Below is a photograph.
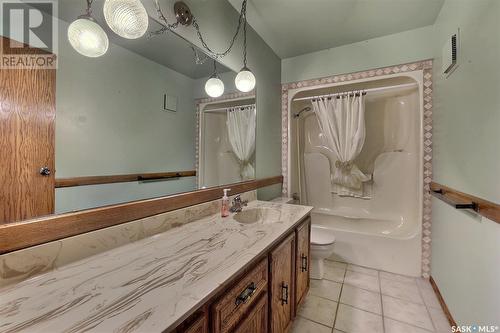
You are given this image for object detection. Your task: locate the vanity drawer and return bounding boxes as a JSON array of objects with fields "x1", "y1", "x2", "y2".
[{"x1": 211, "y1": 258, "x2": 268, "y2": 333}]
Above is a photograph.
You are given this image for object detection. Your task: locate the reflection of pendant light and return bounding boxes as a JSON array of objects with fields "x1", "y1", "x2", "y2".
[
  {"x1": 235, "y1": 10, "x2": 255, "y2": 92},
  {"x1": 68, "y1": 0, "x2": 109, "y2": 57},
  {"x1": 205, "y1": 60, "x2": 224, "y2": 98},
  {"x1": 103, "y1": 0, "x2": 149, "y2": 39}
]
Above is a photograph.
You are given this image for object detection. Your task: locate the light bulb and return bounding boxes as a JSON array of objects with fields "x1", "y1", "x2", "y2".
[
  {"x1": 103, "y1": 0, "x2": 149, "y2": 39},
  {"x1": 68, "y1": 17, "x2": 109, "y2": 57},
  {"x1": 205, "y1": 76, "x2": 225, "y2": 98},
  {"x1": 235, "y1": 67, "x2": 256, "y2": 92}
]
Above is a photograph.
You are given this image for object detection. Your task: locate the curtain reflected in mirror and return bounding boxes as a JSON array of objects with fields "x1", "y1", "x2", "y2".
[{"x1": 197, "y1": 94, "x2": 256, "y2": 188}]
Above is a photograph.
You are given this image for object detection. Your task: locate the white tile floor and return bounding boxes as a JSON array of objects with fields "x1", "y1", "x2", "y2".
[{"x1": 292, "y1": 259, "x2": 452, "y2": 333}]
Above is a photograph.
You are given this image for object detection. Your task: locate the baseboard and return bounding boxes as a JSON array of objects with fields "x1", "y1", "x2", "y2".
[{"x1": 430, "y1": 276, "x2": 458, "y2": 328}]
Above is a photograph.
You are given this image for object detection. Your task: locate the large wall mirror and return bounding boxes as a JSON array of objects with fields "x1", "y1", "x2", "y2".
[
  {"x1": 1, "y1": 1, "x2": 257, "y2": 222},
  {"x1": 54, "y1": 3, "x2": 256, "y2": 214}
]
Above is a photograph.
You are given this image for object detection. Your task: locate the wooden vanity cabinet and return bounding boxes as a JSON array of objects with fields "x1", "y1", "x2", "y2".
[
  {"x1": 174, "y1": 310, "x2": 208, "y2": 333},
  {"x1": 233, "y1": 294, "x2": 268, "y2": 333},
  {"x1": 175, "y1": 215, "x2": 310, "y2": 333},
  {"x1": 269, "y1": 234, "x2": 295, "y2": 333},
  {"x1": 211, "y1": 259, "x2": 268, "y2": 333},
  {"x1": 295, "y1": 217, "x2": 311, "y2": 309}
]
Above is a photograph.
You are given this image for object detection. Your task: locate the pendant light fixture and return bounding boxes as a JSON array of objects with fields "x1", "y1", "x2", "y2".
[
  {"x1": 68, "y1": 0, "x2": 109, "y2": 58},
  {"x1": 234, "y1": 6, "x2": 255, "y2": 93},
  {"x1": 155, "y1": 0, "x2": 257, "y2": 93},
  {"x1": 205, "y1": 61, "x2": 225, "y2": 98},
  {"x1": 103, "y1": 0, "x2": 149, "y2": 39}
]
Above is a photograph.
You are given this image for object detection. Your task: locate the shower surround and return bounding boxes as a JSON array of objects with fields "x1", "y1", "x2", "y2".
[{"x1": 281, "y1": 60, "x2": 433, "y2": 277}]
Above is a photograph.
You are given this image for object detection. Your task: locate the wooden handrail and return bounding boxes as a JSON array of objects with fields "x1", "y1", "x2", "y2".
[
  {"x1": 55, "y1": 171, "x2": 196, "y2": 188},
  {"x1": 430, "y1": 181, "x2": 500, "y2": 224},
  {"x1": 0, "y1": 176, "x2": 283, "y2": 254}
]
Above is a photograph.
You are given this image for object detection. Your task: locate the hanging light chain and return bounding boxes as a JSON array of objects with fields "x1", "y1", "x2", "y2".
[
  {"x1": 153, "y1": 0, "x2": 180, "y2": 30},
  {"x1": 242, "y1": 5, "x2": 247, "y2": 67},
  {"x1": 191, "y1": 0, "x2": 247, "y2": 59},
  {"x1": 191, "y1": 46, "x2": 210, "y2": 65},
  {"x1": 152, "y1": 0, "x2": 248, "y2": 60},
  {"x1": 85, "y1": 0, "x2": 94, "y2": 16}
]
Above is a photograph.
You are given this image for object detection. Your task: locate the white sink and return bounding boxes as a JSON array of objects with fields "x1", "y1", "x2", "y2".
[{"x1": 233, "y1": 207, "x2": 280, "y2": 224}]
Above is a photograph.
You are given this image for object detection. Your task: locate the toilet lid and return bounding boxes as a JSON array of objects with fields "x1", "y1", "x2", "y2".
[{"x1": 311, "y1": 226, "x2": 336, "y2": 245}]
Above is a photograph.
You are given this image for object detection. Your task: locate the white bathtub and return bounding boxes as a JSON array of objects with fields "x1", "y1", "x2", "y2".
[{"x1": 312, "y1": 207, "x2": 422, "y2": 277}]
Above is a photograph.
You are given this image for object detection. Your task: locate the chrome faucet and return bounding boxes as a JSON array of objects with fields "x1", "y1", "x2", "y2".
[{"x1": 230, "y1": 195, "x2": 248, "y2": 213}]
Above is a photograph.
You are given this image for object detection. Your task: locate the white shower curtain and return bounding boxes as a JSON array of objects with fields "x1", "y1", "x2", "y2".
[
  {"x1": 312, "y1": 94, "x2": 371, "y2": 196},
  {"x1": 226, "y1": 105, "x2": 256, "y2": 180}
]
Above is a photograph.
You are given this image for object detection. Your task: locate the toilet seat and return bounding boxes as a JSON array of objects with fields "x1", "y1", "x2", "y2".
[{"x1": 311, "y1": 225, "x2": 336, "y2": 246}]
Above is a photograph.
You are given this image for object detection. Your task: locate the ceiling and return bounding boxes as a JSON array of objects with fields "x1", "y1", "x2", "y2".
[
  {"x1": 229, "y1": 0, "x2": 444, "y2": 59},
  {"x1": 57, "y1": 1, "x2": 231, "y2": 79}
]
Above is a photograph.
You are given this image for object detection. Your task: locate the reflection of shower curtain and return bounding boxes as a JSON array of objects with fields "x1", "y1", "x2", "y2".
[
  {"x1": 312, "y1": 94, "x2": 371, "y2": 196},
  {"x1": 226, "y1": 105, "x2": 256, "y2": 180}
]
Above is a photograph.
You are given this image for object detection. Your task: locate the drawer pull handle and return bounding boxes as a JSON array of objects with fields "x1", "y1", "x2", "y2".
[
  {"x1": 281, "y1": 282, "x2": 289, "y2": 305},
  {"x1": 301, "y1": 254, "x2": 308, "y2": 272},
  {"x1": 235, "y1": 282, "x2": 257, "y2": 306}
]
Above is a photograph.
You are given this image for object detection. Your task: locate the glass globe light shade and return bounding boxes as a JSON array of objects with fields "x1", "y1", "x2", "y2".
[
  {"x1": 68, "y1": 17, "x2": 109, "y2": 57},
  {"x1": 235, "y1": 67, "x2": 256, "y2": 92},
  {"x1": 103, "y1": 0, "x2": 149, "y2": 39},
  {"x1": 205, "y1": 76, "x2": 225, "y2": 98}
]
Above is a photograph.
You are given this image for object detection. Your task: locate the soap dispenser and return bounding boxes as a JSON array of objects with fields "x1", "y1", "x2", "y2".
[{"x1": 221, "y1": 189, "x2": 231, "y2": 217}]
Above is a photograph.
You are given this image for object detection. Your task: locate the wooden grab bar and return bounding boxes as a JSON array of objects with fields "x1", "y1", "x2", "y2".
[
  {"x1": 430, "y1": 182, "x2": 500, "y2": 224},
  {"x1": 55, "y1": 171, "x2": 196, "y2": 188}
]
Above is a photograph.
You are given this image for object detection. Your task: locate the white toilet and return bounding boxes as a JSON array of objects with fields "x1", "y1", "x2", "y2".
[{"x1": 310, "y1": 225, "x2": 336, "y2": 280}]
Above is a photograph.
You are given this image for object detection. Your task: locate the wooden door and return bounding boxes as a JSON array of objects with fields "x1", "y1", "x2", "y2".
[
  {"x1": 233, "y1": 294, "x2": 268, "y2": 333},
  {"x1": 269, "y1": 234, "x2": 295, "y2": 333},
  {"x1": 295, "y1": 218, "x2": 311, "y2": 309},
  {"x1": 0, "y1": 37, "x2": 55, "y2": 224}
]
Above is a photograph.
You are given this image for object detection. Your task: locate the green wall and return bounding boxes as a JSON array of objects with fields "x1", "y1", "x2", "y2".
[
  {"x1": 430, "y1": 0, "x2": 500, "y2": 326},
  {"x1": 154, "y1": 0, "x2": 282, "y2": 199},
  {"x1": 281, "y1": 0, "x2": 500, "y2": 325},
  {"x1": 281, "y1": 25, "x2": 434, "y2": 83}
]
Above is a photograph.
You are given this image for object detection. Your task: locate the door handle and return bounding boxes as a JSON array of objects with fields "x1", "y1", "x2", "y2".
[
  {"x1": 39, "y1": 167, "x2": 51, "y2": 176},
  {"x1": 281, "y1": 282, "x2": 289, "y2": 305},
  {"x1": 301, "y1": 254, "x2": 308, "y2": 272},
  {"x1": 235, "y1": 282, "x2": 257, "y2": 306}
]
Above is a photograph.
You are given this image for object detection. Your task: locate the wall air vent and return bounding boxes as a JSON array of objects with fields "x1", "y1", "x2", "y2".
[{"x1": 442, "y1": 29, "x2": 460, "y2": 76}]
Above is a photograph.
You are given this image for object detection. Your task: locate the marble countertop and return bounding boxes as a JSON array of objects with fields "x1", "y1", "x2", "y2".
[{"x1": 0, "y1": 201, "x2": 312, "y2": 333}]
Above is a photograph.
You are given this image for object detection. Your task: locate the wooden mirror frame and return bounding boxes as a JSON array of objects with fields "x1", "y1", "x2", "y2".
[{"x1": 0, "y1": 176, "x2": 282, "y2": 254}]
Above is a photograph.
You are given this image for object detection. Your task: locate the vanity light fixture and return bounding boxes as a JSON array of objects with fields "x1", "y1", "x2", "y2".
[
  {"x1": 68, "y1": 0, "x2": 109, "y2": 58},
  {"x1": 103, "y1": 0, "x2": 149, "y2": 39},
  {"x1": 205, "y1": 61, "x2": 225, "y2": 98}
]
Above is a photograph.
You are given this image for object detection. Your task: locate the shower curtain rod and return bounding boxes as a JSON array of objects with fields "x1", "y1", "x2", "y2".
[
  {"x1": 292, "y1": 82, "x2": 418, "y2": 102},
  {"x1": 203, "y1": 103, "x2": 256, "y2": 113}
]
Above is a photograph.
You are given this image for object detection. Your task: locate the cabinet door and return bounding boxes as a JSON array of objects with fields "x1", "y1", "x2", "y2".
[
  {"x1": 295, "y1": 218, "x2": 311, "y2": 308},
  {"x1": 270, "y1": 234, "x2": 295, "y2": 333},
  {"x1": 181, "y1": 314, "x2": 208, "y2": 333},
  {"x1": 233, "y1": 294, "x2": 268, "y2": 333}
]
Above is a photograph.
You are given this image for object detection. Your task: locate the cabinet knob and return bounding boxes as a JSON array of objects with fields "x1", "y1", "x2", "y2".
[{"x1": 39, "y1": 167, "x2": 51, "y2": 176}]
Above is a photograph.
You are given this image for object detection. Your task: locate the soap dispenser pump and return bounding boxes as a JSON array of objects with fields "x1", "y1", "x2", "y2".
[{"x1": 221, "y1": 188, "x2": 231, "y2": 217}]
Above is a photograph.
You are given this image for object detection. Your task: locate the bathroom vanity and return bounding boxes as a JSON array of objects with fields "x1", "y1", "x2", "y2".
[{"x1": 0, "y1": 201, "x2": 312, "y2": 333}]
